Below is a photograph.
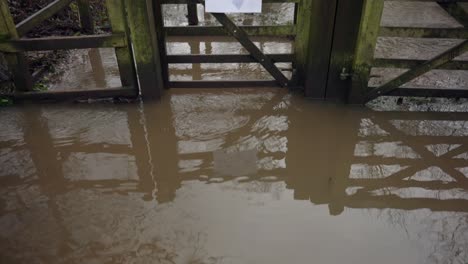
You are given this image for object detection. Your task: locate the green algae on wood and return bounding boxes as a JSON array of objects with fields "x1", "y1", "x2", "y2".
[
  {"x1": 105, "y1": 0, "x2": 138, "y2": 89},
  {"x1": 0, "y1": 0, "x2": 33, "y2": 92},
  {"x1": 124, "y1": 0, "x2": 164, "y2": 99},
  {"x1": 348, "y1": 0, "x2": 384, "y2": 104}
]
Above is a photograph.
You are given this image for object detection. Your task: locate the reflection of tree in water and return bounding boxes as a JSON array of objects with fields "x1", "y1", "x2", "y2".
[
  {"x1": 367, "y1": 208, "x2": 468, "y2": 264},
  {"x1": 352, "y1": 115, "x2": 468, "y2": 264}
]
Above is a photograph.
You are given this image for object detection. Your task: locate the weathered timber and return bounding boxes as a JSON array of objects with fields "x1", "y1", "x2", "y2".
[
  {"x1": 296, "y1": 0, "x2": 338, "y2": 98},
  {"x1": 124, "y1": 0, "x2": 164, "y2": 99},
  {"x1": 16, "y1": 0, "x2": 74, "y2": 37},
  {"x1": 164, "y1": 25, "x2": 296, "y2": 37},
  {"x1": 387, "y1": 87, "x2": 468, "y2": 98},
  {"x1": 168, "y1": 80, "x2": 279, "y2": 88},
  {"x1": 366, "y1": 40, "x2": 468, "y2": 101},
  {"x1": 379, "y1": 27, "x2": 467, "y2": 38},
  {"x1": 209, "y1": 12, "x2": 289, "y2": 87},
  {"x1": 0, "y1": 0, "x2": 33, "y2": 91},
  {"x1": 77, "y1": 0, "x2": 95, "y2": 33},
  {"x1": 167, "y1": 54, "x2": 295, "y2": 63},
  {"x1": 348, "y1": 0, "x2": 385, "y2": 104},
  {"x1": 152, "y1": 0, "x2": 170, "y2": 87},
  {"x1": 373, "y1": 58, "x2": 468, "y2": 70},
  {"x1": 0, "y1": 34, "x2": 126, "y2": 52},
  {"x1": 106, "y1": 0, "x2": 138, "y2": 89},
  {"x1": 325, "y1": 0, "x2": 365, "y2": 101}
]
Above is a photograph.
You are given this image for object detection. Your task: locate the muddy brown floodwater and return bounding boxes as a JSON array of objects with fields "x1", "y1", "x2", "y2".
[
  {"x1": 1, "y1": 89, "x2": 468, "y2": 264},
  {"x1": 1, "y1": 1, "x2": 468, "y2": 263}
]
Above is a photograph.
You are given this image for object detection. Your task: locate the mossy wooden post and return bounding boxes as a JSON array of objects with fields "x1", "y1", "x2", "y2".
[
  {"x1": 152, "y1": 0, "x2": 169, "y2": 87},
  {"x1": 295, "y1": 0, "x2": 338, "y2": 98},
  {"x1": 106, "y1": 0, "x2": 138, "y2": 89},
  {"x1": 348, "y1": 0, "x2": 384, "y2": 104},
  {"x1": 124, "y1": 0, "x2": 164, "y2": 99},
  {"x1": 325, "y1": 0, "x2": 365, "y2": 101},
  {"x1": 77, "y1": 0, "x2": 94, "y2": 33},
  {"x1": 0, "y1": 0, "x2": 33, "y2": 91}
]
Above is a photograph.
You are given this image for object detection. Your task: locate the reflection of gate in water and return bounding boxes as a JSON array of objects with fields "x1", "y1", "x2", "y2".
[{"x1": 3, "y1": 92, "x2": 467, "y2": 213}]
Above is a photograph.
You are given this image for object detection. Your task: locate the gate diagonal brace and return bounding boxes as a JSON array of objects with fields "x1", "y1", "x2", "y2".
[
  {"x1": 199, "y1": 1, "x2": 289, "y2": 87},
  {"x1": 365, "y1": 39, "x2": 468, "y2": 102}
]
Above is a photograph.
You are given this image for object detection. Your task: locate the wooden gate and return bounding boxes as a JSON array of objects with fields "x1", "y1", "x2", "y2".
[
  {"x1": 155, "y1": 0, "x2": 300, "y2": 89},
  {"x1": 0, "y1": 0, "x2": 164, "y2": 100},
  {"x1": 348, "y1": 0, "x2": 468, "y2": 104},
  {"x1": 152, "y1": 0, "x2": 392, "y2": 102}
]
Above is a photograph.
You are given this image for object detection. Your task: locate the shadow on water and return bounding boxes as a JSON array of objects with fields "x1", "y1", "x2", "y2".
[{"x1": 1, "y1": 89, "x2": 468, "y2": 263}]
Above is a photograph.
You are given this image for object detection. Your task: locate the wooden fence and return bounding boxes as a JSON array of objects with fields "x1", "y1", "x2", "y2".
[
  {"x1": 0, "y1": 0, "x2": 164, "y2": 100},
  {"x1": 1, "y1": 0, "x2": 467, "y2": 103}
]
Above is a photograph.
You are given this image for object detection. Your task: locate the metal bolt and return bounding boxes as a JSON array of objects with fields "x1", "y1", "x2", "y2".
[{"x1": 340, "y1": 67, "x2": 352, "y2": 81}]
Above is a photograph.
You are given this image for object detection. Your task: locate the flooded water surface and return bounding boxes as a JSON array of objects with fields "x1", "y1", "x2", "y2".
[
  {"x1": 1, "y1": 1, "x2": 468, "y2": 263},
  {"x1": 1, "y1": 89, "x2": 468, "y2": 264}
]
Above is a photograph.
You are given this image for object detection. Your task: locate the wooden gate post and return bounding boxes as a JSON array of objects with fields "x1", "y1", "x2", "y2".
[
  {"x1": 124, "y1": 0, "x2": 164, "y2": 99},
  {"x1": 0, "y1": 0, "x2": 33, "y2": 92},
  {"x1": 77, "y1": 0, "x2": 95, "y2": 33},
  {"x1": 295, "y1": 0, "x2": 338, "y2": 98},
  {"x1": 105, "y1": 0, "x2": 138, "y2": 89},
  {"x1": 348, "y1": 0, "x2": 384, "y2": 104},
  {"x1": 324, "y1": 0, "x2": 365, "y2": 101}
]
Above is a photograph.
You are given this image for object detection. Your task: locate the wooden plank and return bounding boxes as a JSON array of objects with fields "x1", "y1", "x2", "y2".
[
  {"x1": 165, "y1": 25, "x2": 296, "y2": 36},
  {"x1": 209, "y1": 12, "x2": 289, "y2": 87},
  {"x1": 325, "y1": 0, "x2": 365, "y2": 101},
  {"x1": 366, "y1": 40, "x2": 468, "y2": 101},
  {"x1": 348, "y1": 0, "x2": 385, "y2": 104},
  {"x1": 167, "y1": 54, "x2": 295, "y2": 63},
  {"x1": 125, "y1": 0, "x2": 164, "y2": 99},
  {"x1": 296, "y1": 0, "x2": 338, "y2": 98},
  {"x1": 387, "y1": 87, "x2": 468, "y2": 98},
  {"x1": 166, "y1": 35, "x2": 292, "y2": 43},
  {"x1": 77, "y1": 0, "x2": 95, "y2": 33},
  {"x1": 379, "y1": 27, "x2": 467, "y2": 38},
  {"x1": 106, "y1": 0, "x2": 138, "y2": 89},
  {"x1": 373, "y1": 58, "x2": 467, "y2": 70},
  {"x1": 0, "y1": 0, "x2": 33, "y2": 91},
  {"x1": 15, "y1": 0, "x2": 73, "y2": 37},
  {"x1": 168, "y1": 80, "x2": 279, "y2": 88},
  {"x1": 0, "y1": 34, "x2": 127, "y2": 52}
]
